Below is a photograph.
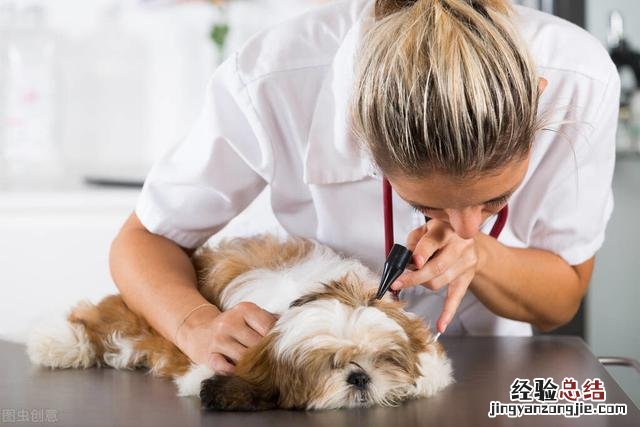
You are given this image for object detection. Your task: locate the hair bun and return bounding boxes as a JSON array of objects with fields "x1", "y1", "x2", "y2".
[
  {"x1": 374, "y1": 0, "x2": 510, "y2": 20},
  {"x1": 355, "y1": 0, "x2": 539, "y2": 179},
  {"x1": 374, "y1": 0, "x2": 418, "y2": 20}
]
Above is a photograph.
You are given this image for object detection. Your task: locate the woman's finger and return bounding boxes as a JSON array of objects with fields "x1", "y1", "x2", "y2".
[
  {"x1": 406, "y1": 224, "x2": 428, "y2": 251},
  {"x1": 411, "y1": 234, "x2": 441, "y2": 270},
  {"x1": 393, "y1": 241, "x2": 458, "y2": 290},
  {"x1": 437, "y1": 274, "x2": 473, "y2": 334},
  {"x1": 207, "y1": 352, "x2": 235, "y2": 374},
  {"x1": 422, "y1": 256, "x2": 469, "y2": 291},
  {"x1": 242, "y1": 304, "x2": 278, "y2": 337},
  {"x1": 232, "y1": 324, "x2": 264, "y2": 348},
  {"x1": 216, "y1": 336, "x2": 247, "y2": 363}
]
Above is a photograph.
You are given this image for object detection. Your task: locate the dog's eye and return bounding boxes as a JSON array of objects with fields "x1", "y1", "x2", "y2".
[
  {"x1": 329, "y1": 354, "x2": 344, "y2": 370},
  {"x1": 375, "y1": 352, "x2": 405, "y2": 369}
]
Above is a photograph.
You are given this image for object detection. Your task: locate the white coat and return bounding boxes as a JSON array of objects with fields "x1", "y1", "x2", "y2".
[{"x1": 136, "y1": 0, "x2": 620, "y2": 336}]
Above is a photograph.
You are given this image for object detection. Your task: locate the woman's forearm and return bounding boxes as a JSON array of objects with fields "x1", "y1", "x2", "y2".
[
  {"x1": 470, "y1": 233, "x2": 592, "y2": 331},
  {"x1": 108, "y1": 213, "x2": 219, "y2": 344}
]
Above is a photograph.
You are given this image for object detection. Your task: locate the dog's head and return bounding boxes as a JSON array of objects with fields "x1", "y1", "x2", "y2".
[{"x1": 200, "y1": 272, "x2": 453, "y2": 410}]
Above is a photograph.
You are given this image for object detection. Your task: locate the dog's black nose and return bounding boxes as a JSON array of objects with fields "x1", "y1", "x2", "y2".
[{"x1": 347, "y1": 371, "x2": 370, "y2": 389}]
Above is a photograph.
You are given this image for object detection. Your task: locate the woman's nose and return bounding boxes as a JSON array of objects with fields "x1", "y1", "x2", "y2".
[{"x1": 445, "y1": 207, "x2": 484, "y2": 239}]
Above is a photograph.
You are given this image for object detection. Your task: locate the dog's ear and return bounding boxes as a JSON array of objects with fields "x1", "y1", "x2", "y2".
[
  {"x1": 413, "y1": 345, "x2": 454, "y2": 398},
  {"x1": 200, "y1": 375, "x2": 278, "y2": 411}
]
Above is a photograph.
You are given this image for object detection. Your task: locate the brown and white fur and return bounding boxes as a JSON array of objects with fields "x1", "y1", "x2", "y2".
[{"x1": 27, "y1": 234, "x2": 453, "y2": 410}]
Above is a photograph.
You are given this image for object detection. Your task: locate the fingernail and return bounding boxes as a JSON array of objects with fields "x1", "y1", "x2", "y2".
[
  {"x1": 414, "y1": 256, "x2": 425, "y2": 268},
  {"x1": 441, "y1": 323, "x2": 448, "y2": 334}
]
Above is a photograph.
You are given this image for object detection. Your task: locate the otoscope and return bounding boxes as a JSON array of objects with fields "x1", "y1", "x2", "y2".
[
  {"x1": 375, "y1": 243, "x2": 413, "y2": 300},
  {"x1": 374, "y1": 242, "x2": 442, "y2": 342}
]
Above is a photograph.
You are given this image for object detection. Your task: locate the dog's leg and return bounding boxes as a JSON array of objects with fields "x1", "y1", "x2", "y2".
[
  {"x1": 173, "y1": 364, "x2": 216, "y2": 397},
  {"x1": 27, "y1": 295, "x2": 191, "y2": 380}
]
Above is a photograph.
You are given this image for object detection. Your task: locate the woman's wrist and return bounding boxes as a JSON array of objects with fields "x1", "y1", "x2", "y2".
[
  {"x1": 174, "y1": 303, "x2": 220, "y2": 351},
  {"x1": 473, "y1": 233, "x2": 496, "y2": 279},
  {"x1": 470, "y1": 233, "x2": 511, "y2": 297}
]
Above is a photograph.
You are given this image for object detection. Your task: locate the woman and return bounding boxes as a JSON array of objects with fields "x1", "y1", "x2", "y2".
[{"x1": 110, "y1": 0, "x2": 619, "y2": 373}]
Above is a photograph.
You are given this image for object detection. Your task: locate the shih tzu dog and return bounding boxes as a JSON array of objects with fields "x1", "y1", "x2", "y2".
[{"x1": 27, "y1": 234, "x2": 453, "y2": 410}]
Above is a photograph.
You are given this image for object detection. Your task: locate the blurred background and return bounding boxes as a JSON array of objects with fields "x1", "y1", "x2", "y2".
[{"x1": 0, "y1": 0, "x2": 638, "y2": 405}]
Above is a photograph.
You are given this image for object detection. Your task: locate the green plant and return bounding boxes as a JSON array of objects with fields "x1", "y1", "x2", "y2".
[
  {"x1": 206, "y1": 0, "x2": 232, "y2": 54},
  {"x1": 210, "y1": 22, "x2": 229, "y2": 52}
]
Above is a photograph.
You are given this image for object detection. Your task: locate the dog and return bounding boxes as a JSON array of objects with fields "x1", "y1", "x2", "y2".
[{"x1": 27, "y1": 234, "x2": 453, "y2": 410}]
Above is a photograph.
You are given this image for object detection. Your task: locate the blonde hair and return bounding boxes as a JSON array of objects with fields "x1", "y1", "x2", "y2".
[{"x1": 351, "y1": 0, "x2": 544, "y2": 179}]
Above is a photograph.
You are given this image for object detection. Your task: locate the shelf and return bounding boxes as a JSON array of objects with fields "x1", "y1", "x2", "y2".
[{"x1": 0, "y1": 181, "x2": 140, "y2": 216}]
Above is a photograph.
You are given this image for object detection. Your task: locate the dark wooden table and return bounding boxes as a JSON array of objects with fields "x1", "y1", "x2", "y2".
[{"x1": 1, "y1": 337, "x2": 638, "y2": 426}]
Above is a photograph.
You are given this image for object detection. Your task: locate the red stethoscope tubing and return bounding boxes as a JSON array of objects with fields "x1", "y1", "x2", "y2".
[{"x1": 383, "y1": 178, "x2": 508, "y2": 257}]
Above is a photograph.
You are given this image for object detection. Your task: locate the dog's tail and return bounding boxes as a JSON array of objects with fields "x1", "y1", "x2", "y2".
[{"x1": 26, "y1": 295, "x2": 191, "y2": 379}]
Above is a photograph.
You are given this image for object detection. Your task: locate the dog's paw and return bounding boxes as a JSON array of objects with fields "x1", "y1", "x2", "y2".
[
  {"x1": 200, "y1": 375, "x2": 278, "y2": 411},
  {"x1": 174, "y1": 364, "x2": 215, "y2": 397}
]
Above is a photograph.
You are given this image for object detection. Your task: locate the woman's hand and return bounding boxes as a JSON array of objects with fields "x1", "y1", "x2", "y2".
[
  {"x1": 390, "y1": 219, "x2": 485, "y2": 334},
  {"x1": 175, "y1": 301, "x2": 278, "y2": 374}
]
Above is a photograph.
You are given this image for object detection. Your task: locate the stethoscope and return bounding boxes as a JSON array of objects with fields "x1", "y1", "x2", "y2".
[{"x1": 382, "y1": 177, "x2": 508, "y2": 298}]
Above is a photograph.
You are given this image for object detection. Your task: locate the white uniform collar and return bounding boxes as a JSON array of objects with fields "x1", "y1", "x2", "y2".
[{"x1": 303, "y1": 1, "x2": 379, "y2": 185}]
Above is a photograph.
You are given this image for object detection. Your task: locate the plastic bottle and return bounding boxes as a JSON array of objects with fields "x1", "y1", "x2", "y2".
[
  {"x1": 58, "y1": 0, "x2": 150, "y2": 183},
  {"x1": 1, "y1": 1, "x2": 63, "y2": 187}
]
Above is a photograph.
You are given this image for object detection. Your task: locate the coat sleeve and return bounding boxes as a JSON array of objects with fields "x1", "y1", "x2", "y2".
[{"x1": 135, "y1": 52, "x2": 274, "y2": 249}]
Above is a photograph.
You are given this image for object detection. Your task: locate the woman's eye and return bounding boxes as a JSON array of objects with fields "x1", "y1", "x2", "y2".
[
  {"x1": 485, "y1": 199, "x2": 508, "y2": 210},
  {"x1": 411, "y1": 206, "x2": 433, "y2": 214}
]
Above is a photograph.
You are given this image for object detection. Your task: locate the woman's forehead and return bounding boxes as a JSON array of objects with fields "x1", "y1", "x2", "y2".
[{"x1": 387, "y1": 158, "x2": 530, "y2": 210}]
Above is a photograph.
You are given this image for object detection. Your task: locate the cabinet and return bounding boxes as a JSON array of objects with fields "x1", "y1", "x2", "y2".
[{"x1": 0, "y1": 186, "x2": 138, "y2": 342}]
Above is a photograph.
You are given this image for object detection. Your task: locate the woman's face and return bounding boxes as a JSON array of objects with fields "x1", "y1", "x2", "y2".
[{"x1": 387, "y1": 157, "x2": 530, "y2": 240}]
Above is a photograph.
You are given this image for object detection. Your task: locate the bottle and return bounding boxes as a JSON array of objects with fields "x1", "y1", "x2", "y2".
[
  {"x1": 0, "y1": 0, "x2": 16, "y2": 182},
  {"x1": 59, "y1": 0, "x2": 150, "y2": 183},
  {"x1": 1, "y1": 1, "x2": 63, "y2": 187}
]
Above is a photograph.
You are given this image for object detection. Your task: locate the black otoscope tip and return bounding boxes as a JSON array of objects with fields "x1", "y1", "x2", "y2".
[{"x1": 375, "y1": 244, "x2": 413, "y2": 299}]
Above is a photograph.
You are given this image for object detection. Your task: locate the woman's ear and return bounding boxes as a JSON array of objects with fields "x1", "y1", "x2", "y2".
[{"x1": 538, "y1": 77, "x2": 549, "y2": 95}]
